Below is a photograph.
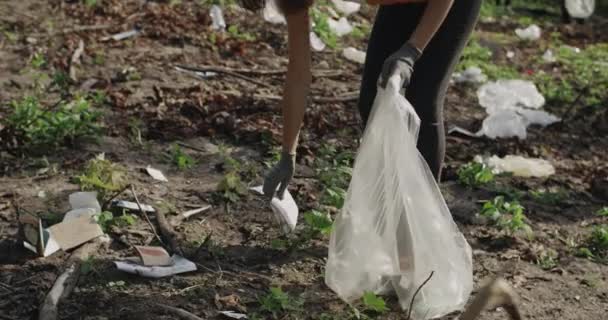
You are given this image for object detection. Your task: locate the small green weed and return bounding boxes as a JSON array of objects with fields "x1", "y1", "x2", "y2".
[
  {"x1": 457, "y1": 39, "x2": 518, "y2": 80},
  {"x1": 166, "y1": 144, "x2": 197, "y2": 170},
  {"x1": 316, "y1": 145, "x2": 353, "y2": 209},
  {"x1": 479, "y1": 196, "x2": 532, "y2": 235},
  {"x1": 95, "y1": 211, "x2": 137, "y2": 232},
  {"x1": 536, "y1": 248, "x2": 558, "y2": 270},
  {"x1": 596, "y1": 207, "x2": 608, "y2": 217},
  {"x1": 84, "y1": 0, "x2": 99, "y2": 8},
  {"x1": 304, "y1": 210, "x2": 333, "y2": 236},
  {"x1": 586, "y1": 225, "x2": 608, "y2": 258},
  {"x1": 216, "y1": 148, "x2": 248, "y2": 203},
  {"x1": 227, "y1": 25, "x2": 256, "y2": 41},
  {"x1": 457, "y1": 162, "x2": 494, "y2": 187},
  {"x1": 75, "y1": 155, "x2": 129, "y2": 201},
  {"x1": 362, "y1": 291, "x2": 388, "y2": 314},
  {"x1": 530, "y1": 189, "x2": 567, "y2": 206},
  {"x1": 31, "y1": 52, "x2": 47, "y2": 69},
  {"x1": 311, "y1": 7, "x2": 338, "y2": 49},
  {"x1": 2, "y1": 96, "x2": 102, "y2": 154},
  {"x1": 259, "y1": 287, "x2": 303, "y2": 318}
]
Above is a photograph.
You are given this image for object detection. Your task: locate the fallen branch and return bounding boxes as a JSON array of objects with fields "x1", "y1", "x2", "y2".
[
  {"x1": 459, "y1": 278, "x2": 523, "y2": 320},
  {"x1": 39, "y1": 238, "x2": 106, "y2": 320},
  {"x1": 170, "y1": 205, "x2": 211, "y2": 226},
  {"x1": 130, "y1": 185, "x2": 166, "y2": 248},
  {"x1": 406, "y1": 271, "x2": 434, "y2": 320},
  {"x1": 155, "y1": 303, "x2": 205, "y2": 320},
  {"x1": 155, "y1": 207, "x2": 184, "y2": 256},
  {"x1": 59, "y1": 24, "x2": 113, "y2": 35}
]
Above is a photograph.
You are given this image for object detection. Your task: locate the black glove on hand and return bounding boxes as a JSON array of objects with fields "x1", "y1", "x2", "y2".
[{"x1": 379, "y1": 42, "x2": 422, "y2": 90}]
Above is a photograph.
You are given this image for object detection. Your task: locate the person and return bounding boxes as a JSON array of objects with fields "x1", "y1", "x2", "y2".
[{"x1": 240, "y1": 0, "x2": 482, "y2": 199}]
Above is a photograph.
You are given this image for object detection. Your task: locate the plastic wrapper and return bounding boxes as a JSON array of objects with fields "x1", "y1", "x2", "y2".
[
  {"x1": 515, "y1": 24, "x2": 541, "y2": 41},
  {"x1": 325, "y1": 77, "x2": 473, "y2": 319},
  {"x1": 342, "y1": 47, "x2": 366, "y2": 64},
  {"x1": 565, "y1": 0, "x2": 595, "y2": 19}
]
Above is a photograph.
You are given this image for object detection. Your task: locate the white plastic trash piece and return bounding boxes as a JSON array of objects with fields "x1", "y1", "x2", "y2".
[
  {"x1": 113, "y1": 200, "x2": 155, "y2": 212},
  {"x1": 331, "y1": 0, "x2": 361, "y2": 15},
  {"x1": 328, "y1": 17, "x2": 354, "y2": 37},
  {"x1": 325, "y1": 76, "x2": 473, "y2": 319},
  {"x1": 453, "y1": 66, "x2": 487, "y2": 84},
  {"x1": 563, "y1": 45, "x2": 581, "y2": 53},
  {"x1": 101, "y1": 29, "x2": 140, "y2": 41},
  {"x1": 263, "y1": 0, "x2": 286, "y2": 24},
  {"x1": 542, "y1": 49, "x2": 556, "y2": 63},
  {"x1": 310, "y1": 32, "x2": 326, "y2": 52},
  {"x1": 477, "y1": 80, "x2": 545, "y2": 112},
  {"x1": 250, "y1": 186, "x2": 299, "y2": 234},
  {"x1": 210, "y1": 5, "x2": 226, "y2": 31},
  {"x1": 63, "y1": 192, "x2": 101, "y2": 221},
  {"x1": 115, "y1": 255, "x2": 197, "y2": 278},
  {"x1": 219, "y1": 311, "x2": 248, "y2": 319},
  {"x1": 146, "y1": 165, "x2": 168, "y2": 182},
  {"x1": 506, "y1": 51, "x2": 515, "y2": 59},
  {"x1": 477, "y1": 155, "x2": 556, "y2": 178},
  {"x1": 342, "y1": 47, "x2": 366, "y2": 64},
  {"x1": 478, "y1": 110, "x2": 528, "y2": 139},
  {"x1": 515, "y1": 24, "x2": 541, "y2": 41},
  {"x1": 565, "y1": 0, "x2": 595, "y2": 19}
]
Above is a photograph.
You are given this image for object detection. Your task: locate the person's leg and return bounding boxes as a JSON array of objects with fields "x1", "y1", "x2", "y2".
[
  {"x1": 357, "y1": 4, "x2": 426, "y2": 126},
  {"x1": 406, "y1": 0, "x2": 482, "y2": 180}
]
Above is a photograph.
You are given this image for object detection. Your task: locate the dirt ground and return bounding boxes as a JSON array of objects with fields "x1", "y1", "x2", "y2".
[{"x1": 1, "y1": 1, "x2": 607, "y2": 319}]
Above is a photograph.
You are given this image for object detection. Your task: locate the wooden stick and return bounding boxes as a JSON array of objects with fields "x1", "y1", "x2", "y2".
[
  {"x1": 129, "y1": 185, "x2": 166, "y2": 248},
  {"x1": 69, "y1": 39, "x2": 85, "y2": 82},
  {"x1": 459, "y1": 278, "x2": 523, "y2": 320},
  {"x1": 155, "y1": 208, "x2": 184, "y2": 256},
  {"x1": 218, "y1": 90, "x2": 358, "y2": 103},
  {"x1": 175, "y1": 65, "x2": 273, "y2": 89},
  {"x1": 155, "y1": 304, "x2": 205, "y2": 320},
  {"x1": 406, "y1": 271, "x2": 434, "y2": 320},
  {"x1": 174, "y1": 64, "x2": 346, "y2": 78},
  {"x1": 39, "y1": 239, "x2": 105, "y2": 320},
  {"x1": 170, "y1": 205, "x2": 211, "y2": 226}
]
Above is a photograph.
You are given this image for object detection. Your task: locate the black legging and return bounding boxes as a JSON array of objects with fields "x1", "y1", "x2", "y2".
[{"x1": 357, "y1": 0, "x2": 482, "y2": 180}]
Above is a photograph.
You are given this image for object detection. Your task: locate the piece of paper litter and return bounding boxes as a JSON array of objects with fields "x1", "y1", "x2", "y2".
[
  {"x1": 250, "y1": 186, "x2": 298, "y2": 234},
  {"x1": 113, "y1": 200, "x2": 155, "y2": 212},
  {"x1": 146, "y1": 166, "x2": 168, "y2": 182},
  {"x1": 48, "y1": 214, "x2": 104, "y2": 251},
  {"x1": 114, "y1": 255, "x2": 196, "y2": 278}
]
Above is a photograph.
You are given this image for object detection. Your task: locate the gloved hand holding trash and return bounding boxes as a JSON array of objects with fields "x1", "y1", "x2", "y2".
[{"x1": 325, "y1": 75, "x2": 473, "y2": 319}]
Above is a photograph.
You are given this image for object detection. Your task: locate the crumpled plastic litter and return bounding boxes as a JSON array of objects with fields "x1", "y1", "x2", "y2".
[
  {"x1": 453, "y1": 66, "x2": 487, "y2": 84},
  {"x1": 476, "y1": 80, "x2": 560, "y2": 139},
  {"x1": 210, "y1": 5, "x2": 226, "y2": 31},
  {"x1": 325, "y1": 76, "x2": 473, "y2": 319},
  {"x1": 115, "y1": 255, "x2": 197, "y2": 278},
  {"x1": 250, "y1": 186, "x2": 299, "y2": 234},
  {"x1": 63, "y1": 192, "x2": 101, "y2": 221},
  {"x1": 475, "y1": 155, "x2": 555, "y2": 178},
  {"x1": 565, "y1": 0, "x2": 595, "y2": 19},
  {"x1": 310, "y1": 32, "x2": 326, "y2": 52},
  {"x1": 263, "y1": 0, "x2": 286, "y2": 24},
  {"x1": 342, "y1": 47, "x2": 366, "y2": 64},
  {"x1": 542, "y1": 49, "x2": 557, "y2": 63},
  {"x1": 328, "y1": 17, "x2": 354, "y2": 37},
  {"x1": 515, "y1": 24, "x2": 541, "y2": 41},
  {"x1": 331, "y1": 0, "x2": 361, "y2": 15}
]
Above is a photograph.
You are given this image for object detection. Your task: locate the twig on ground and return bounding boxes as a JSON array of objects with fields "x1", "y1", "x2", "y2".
[
  {"x1": 102, "y1": 184, "x2": 132, "y2": 211},
  {"x1": 175, "y1": 65, "x2": 273, "y2": 89},
  {"x1": 174, "y1": 64, "x2": 346, "y2": 78},
  {"x1": 170, "y1": 205, "x2": 211, "y2": 226},
  {"x1": 59, "y1": 24, "x2": 113, "y2": 34},
  {"x1": 39, "y1": 239, "x2": 106, "y2": 320},
  {"x1": 155, "y1": 303, "x2": 205, "y2": 320},
  {"x1": 130, "y1": 185, "x2": 166, "y2": 248},
  {"x1": 155, "y1": 207, "x2": 184, "y2": 256},
  {"x1": 0, "y1": 282, "x2": 14, "y2": 292},
  {"x1": 218, "y1": 90, "x2": 358, "y2": 103},
  {"x1": 175, "y1": 142, "x2": 207, "y2": 154},
  {"x1": 406, "y1": 271, "x2": 435, "y2": 320},
  {"x1": 69, "y1": 40, "x2": 85, "y2": 82}
]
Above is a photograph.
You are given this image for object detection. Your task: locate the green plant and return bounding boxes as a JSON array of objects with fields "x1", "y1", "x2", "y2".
[
  {"x1": 587, "y1": 225, "x2": 608, "y2": 256},
  {"x1": 75, "y1": 155, "x2": 129, "y2": 201},
  {"x1": 536, "y1": 248, "x2": 558, "y2": 270},
  {"x1": 457, "y1": 162, "x2": 494, "y2": 187},
  {"x1": 316, "y1": 145, "x2": 353, "y2": 209},
  {"x1": 217, "y1": 171, "x2": 247, "y2": 202},
  {"x1": 362, "y1": 292, "x2": 388, "y2": 313},
  {"x1": 576, "y1": 247, "x2": 594, "y2": 259},
  {"x1": 596, "y1": 207, "x2": 608, "y2": 217},
  {"x1": 95, "y1": 211, "x2": 136, "y2": 232},
  {"x1": 166, "y1": 144, "x2": 197, "y2": 170},
  {"x1": 581, "y1": 273, "x2": 601, "y2": 288},
  {"x1": 304, "y1": 210, "x2": 333, "y2": 236},
  {"x1": 227, "y1": 25, "x2": 256, "y2": 41},
  {"x1": 84, "y1": 0, "x2": 98, "y2": 8},
  {"x1": 52, "y1": 71, "x2": 70, "y2": 91},
  {"x1": 90, "y1": 90, "x2": 108, "y2": 106},
  {"x1": 31, "y1": 52, "x2": 47, "y2": 69},
  {"x1": 479, "y1": 196, "x2": 531, "y2": 234},
  {"x1": 2, "y1": 96, "x2": 102, "y2": 154},
  {"x1": 530, "y1": 189, "x2": 567, "y2": 206},
  {"x1": 259, "y1": 287, "x2": 303, "y2": 318},
  {"x1": 311, "y1": 7, "x2": 338, "y2": 49}
]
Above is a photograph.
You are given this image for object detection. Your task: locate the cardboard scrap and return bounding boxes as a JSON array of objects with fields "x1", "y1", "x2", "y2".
[
  {"x1": 134, "y1": 246, "x2": 172, "y2": 266},
  {"x1": 114, "y1": 255, "x2": 196, "y2": 278},
  {"x1": 48, "y1": 215, "x2": 104, "y2": 251}
]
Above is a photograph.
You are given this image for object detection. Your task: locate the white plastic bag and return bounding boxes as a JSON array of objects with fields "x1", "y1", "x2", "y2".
[{"x1": 325, "y1": 77, "x2": 473, "y2": 319}]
